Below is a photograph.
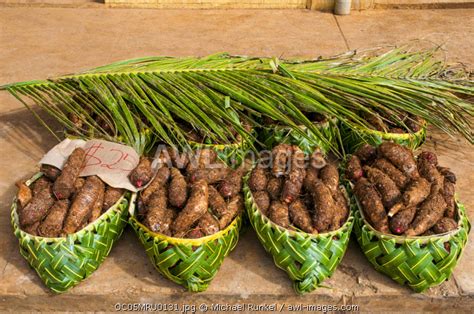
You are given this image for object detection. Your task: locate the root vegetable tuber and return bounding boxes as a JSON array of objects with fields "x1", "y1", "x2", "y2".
[
  {"x1": 16, "y1": 181, "x2": 32, "y2": 209},
  {"x1": 319, "y1": 163, "x2": 339, "y2": 195},
  {"x1": 19, "y1": 182, "x2": 55, "y2": 227},
  {"x1": 103, "y1": 187, "x2": 124, "y2": 210},
  {"x1": 89, "y1": 179, "x2": 105, "y2": 223},
  {"x1": 389, "y1": 206, "x2": 416, "y2": 235},
  {"x1": 372, "y1": 158, "x2": 408, "y2": 189},
  {"x1": 198, "y1": 212, "x2": 220, "y2": 236},
  {"x1": 219, "y1": 194, "x2": 243, "y2": 229},
  {"x1": 140, "y1": 166, "x2": 170, "y2": 204},
  {"x1": 354, "y1": 144, "x2": 377, "y2": 164},
  {"x1": 364, "y1": 166, "x2": 401, "y2": 209},
  {"x1": 169, "y1": 168, "x2": 188, "y2": 208},
  {"x1": 354, "y1": 178, "x2": 389, "y2": 233},
  {"x1": 63, "y1": 176, "x2": 103, "y2": 234},
  {"x1": 418, "y1": 157, "x2": 444, "y2": 194},
  {"x1": 311, "y1": 181, "x2": 337, "y2": 233},
  {"x1": 405, "y1": 193, "x2": 447, "y2": 236},
  {"x1": 166, "y1": 147, "x2": 189, "y2": 169},
  {"x1": 269, "y1": 200, "x2": 290, "y2": 228},
  {"x1": 190, "y1": 166, "x2": 230, "y2": 184},
  {"x1": 332, "y1": 188, "x2": 349, "y2": 230},
  {"x1": 432, "y1": 217, "x2": 458, "y2": 234},
  {"x1": 388, "y1": 177, "x2": 431, "y2": 217},
  {"x1": 129, "y1": 157, "x2": 153, "y2": 188},
  {"x1": 271, "y1": 144, "x2": 292, "y2": 177},
  {"x1": 53, "y1": 148, "x2": 85, "y2": 199},
  {"x1": 442, "y1": 178, "x2": 456, "y2": 219},
  {"x1": 267, "y1": 177, "x2": 283, "y2": 200},
  {"x1": 289, "y1": 199, "x2": 313, "y2": 233},
  {"x1": 172, "y1": 180, "x2": 209, "y2": 234},
  {"x1": 208, "y1": 185, "x2": 227, "y2": 217},
  {"x1": 438, "y1": 166, "x2": 456, "y2": 184},
  {"x1": 219, "y1": 164, "x2": 248, "y2": 198},
  {"x1": 281, "y1": 146, "x2": 306, "y2": 203},
  {"x1": 248, "y1": 166, "x2": 269, "y2": 192},
  {"x1": 38, "y1": 199, "x2": 70, "y2": 237},
  {"x1": 144, "y1": 185, "x2": 174, "y2": 235},
  {"x1": 346, "y1": 155, "x2": 363, "y2": 182},
  {"x1": 32, "y1": 177, "x2": 51, "y2": 196},
  {"x1": 23, "y1": 221, "x2": 40, "y2": 236},
  {"x1": 40, "y1": 164, "x2": 61, "y2": 181},
  {"x1": 378, "y1": 142, "x2": 418, "y2": 179},
  {"x1": 73, "y1": 177, "x2": 86, "y2": 198},
  {"x1": 253, "y1": 191, "x2": 271, "y2": 216}
]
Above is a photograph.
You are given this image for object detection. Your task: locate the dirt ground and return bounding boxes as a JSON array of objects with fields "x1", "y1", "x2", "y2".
[{"x1": 0, "y1": 7, "x2": 473, "y2": 312}]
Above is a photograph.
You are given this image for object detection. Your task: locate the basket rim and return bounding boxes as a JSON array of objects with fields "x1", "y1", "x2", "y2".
[
  {"x1": 350, "y1": 121, "x2": 426, "y2": 139},
  {"x1": 244, "y1": 172, "x2": 354, "y2": 239},
  {"x1": 262, "y1": 117, "x2": 339, "y2": 131},
  {"x1": 11, "y1": 172, "x2": 129, "y2": 243},
  {"x1": 353, "y1": 189, "x2": 467, "y2": 244},
  {"x1": 129, "y1": 193, "x2": 242, "y2": 246}
]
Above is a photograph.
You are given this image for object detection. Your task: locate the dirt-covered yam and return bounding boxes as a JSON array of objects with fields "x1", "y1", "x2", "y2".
[
  {"x1": 53, "y1": 147, "x2": 86, "y2": 199},
  {"x1": 354, "y1": 178, "x2": 389, "y2": 233},
  {"x1": 432, "y1": 217, "x2": 458, "y2": 234},
  {"x1": 388, "y1": 177, "x2": 431, "y2": 217},
  {"x1": 438, "y1": 166, "x2": 456, "y2": 184},
  {"x1": 198, "y1": 212, "x2": 220, "y2": 236},
  {"x1": 208, "y1": 185, "x2": 227, "y2": 218},
  {"x1": 23, "y1": 221, "x2": 40, "y2": 236},
  {"x1": 172, "y1": 180, "x2": 209, "y2": 234},
  {"x1": 103, "y1": 187, "x2": 124, "y2": 210},
  {"x1": 219, "y1": 164, "x2": 248, "y2": 198},
  {"x1": 281, "y1": 146, "x2": 306, "y2": 203},
  {"x1": 372, "y1": 158, "x2": 408, "y2": 189},
  {"x1": 442, "y1": 179, "x2": 456, "y2": 219},
  {"x1": 140, "y1": 166, "x2": 170, "y2": 204},
  {"x1": 168, "y1": 168, "x2": 188, "y2": 208},
  {"x1": 38, "y1": 199, "x2": 70, "y2": 237},
  {"x1": 32, "y1": 177, "x2": 51, "y2": 196},
  {"x1": 405, "y1": 193, "x2": 447, "y2": 236},
  {"x1": 311, "y1": 181, "x2": 337, "y2": 233},
  {"x1": 332, "y1": 188, "x2": 349, "y2": 230},
  {"x1": 267, "y1": 177, "x2": 283, "y2": 200},
  {"x1": 346, "y1": 155, "x2": 363, "y2": 182},
  {"x1": 364, "y1": 166, "x2": 401, "y2": 209},
  {"x1": 354, "y1": 144, "x2": 377, "y2": 164},
  {"x1": 40, "y1": 164, "x2": 61, "y2": 181},
  {"x1": 16, "y1": 181, "x2": 32, "y2": 208},
  {"x1": 89, "y1": 179, "x2": 105, "y2": 223},
  {"x1": 129, "y1": 157, "x2": 153, "y2": 188},
  {"x1": 248, "y1": 166, "x2": 269, "y2": 192},
  {"x1": 418, "y1": 157, "x2": 444, "y2": 194},
  {"x1": 190, "y1": 166, "x2": 230, "y2": 184},
  {"x1": 63, "y1": 176, "x2": 103, "y2": 234},
  {"x1": 378, "y1": 142, "x2": 418, "y2": 179},
  {"x1": 219, "y1": 194, "x2": 243, "y2": 229},
  {"x1": 269, "y1": 200, "x2": 290, "y2": 228},
  {"x1": 144, "y1": 185, "x2": 173, "y2": 235},
  {"x1": 271, "y1": 144, "x2": 292, "y2": 177},
  {"x1": 319, "y1": 163, "x2": 339, "y2": 195},
  {"x1": 19, "y1": 182, "x2": 55, "y2": 227},
  {"x1": 253, "y1": 191, "x2": 271, "y2": 216},
  {"x1": 389, "y1": 206, "x2": 416, "y2": 235},
  {"x1": 289, "y1": 199, "x2": 313, "y2": 233}
]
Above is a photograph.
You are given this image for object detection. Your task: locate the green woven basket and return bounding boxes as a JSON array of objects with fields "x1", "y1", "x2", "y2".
[
  {"x1": 129, "y1": 193, "x2": 243, "y2": 292},
  {"x1": 243, "y1": 173, "x2": 354, "y2": 294},
  {"x1": 352, "y1": 192, "x2": 470, "y2": 292},
  {"x1": 11, "y1": 173, "x2": 131, "y2": 293},
  {"x1": 341, "y1": 123, "x2": 426, "y2": 154},
  {"x1": 259, "y1": 118, "x2": 340, "y2": 155}
]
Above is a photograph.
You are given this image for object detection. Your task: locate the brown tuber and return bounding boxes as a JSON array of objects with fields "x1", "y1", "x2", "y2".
[
  {"x1": 168, "y1": 168, "x2": 188, "y2": 208},
  {"x1": 129, "y1": 157, "x2": 153, "y2": 188},
  {"x1": 405, "y1": 193, "x2": 447, "y2": 236},
  {"x1": 53, "y1": 148, "x2": 86, "y2": 199},
  {"x1": 354, "y1": 178, "x2": 389, "y2": 233},
  {"x1": 38, "y1": 200, "x2": 70, "y2": 237},
  {"x1": 172, "y1": 180, "x2": 209, "y2": 234},
  {"x1": 269, "y1": 200, "x2": 290, "y2": 229},
  {"x1": 289, "y1": 199, "x2": 314, "y2": 233}
]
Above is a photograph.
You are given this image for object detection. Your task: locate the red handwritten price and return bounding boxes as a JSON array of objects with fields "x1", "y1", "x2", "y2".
[{"x1": 83, "y1": 143, "x2": 138, "y2": 172}]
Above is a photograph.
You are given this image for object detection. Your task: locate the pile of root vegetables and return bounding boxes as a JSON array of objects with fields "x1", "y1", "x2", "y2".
[
  {"x1": 346, "y1": 142, "x2": 458, "y2": 236},
  {"x1": 249, "y1": 144, "x2": 349, "y2": 233},
  {"x1": 136, "y1": 148, "x2": 248, "y2": 238},
  {"x1": 16, "y1": 148, "x2": 124, "y2": 237}
]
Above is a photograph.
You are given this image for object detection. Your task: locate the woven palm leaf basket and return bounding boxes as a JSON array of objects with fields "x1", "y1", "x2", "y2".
[
  {"x1": 353, "y1": 196, "x2": 470, "y2": 292},
  {"x1": 341, "y1": 123, "x2": 426, "y2": 154},
  {"x1": 243, "y1": 168, "x2": 354, "y2": 294},
  {"x1": 260, "y1": 118, "x2": 339, "y2": 155},
  {"x1": 129, "y1": 142, "x2": 249, "y2": 292},
  {"x1": 11, "y1": 173, "x2": 130, "y2": 293}
]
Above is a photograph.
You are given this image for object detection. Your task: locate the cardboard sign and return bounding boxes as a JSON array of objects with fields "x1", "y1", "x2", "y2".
[{"x1": 40, "y1": 138, "x2": 142, "y2": 192}]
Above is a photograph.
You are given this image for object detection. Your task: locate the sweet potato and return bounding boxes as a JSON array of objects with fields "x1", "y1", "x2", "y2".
[
  {"x1": 311, "y1": 181, "x2": 337, "y2": 233},
  {"x1": 364, "y1": 166, "x2": 401, "y2": 209},
  {"x1": 219, "y1": 194, "x2": 243, "y2": 229},
  {"x1": 346, "y1": 155, "x2": 363, "y2": 182},
  {"x1": 103, "y1": 187, "x2": 124, "y2": 210},
  {"x1": 129, "y1": 156, "x2": 153, "y2": 188},
  {"x1": 388, "y1": 177, "x2": 431, "y2": 217},
  {"x1": 372, "y1": 158, "x2": 408, "y2": 189},
  {"x1": 432, "y1": 217, "x2": 458, "y2": 234},
  {"x1": 269, "y1": 200, "x2": 290, "y2": 228},
  {"x1": 289, "y1": 199, "x2": 313, "y2": 233},
  {"x1": 19, "y1": 182, "x2": 55, "y2": 227},
  {"x1": 378, "y1": 142, "x2": 418, "y2": 179},
  {"x1": 53, "y1": 147, "x2": 86, "y2": 199},
  {"x1": 354, "y1": 178, "x2": 389, "y2": 233},
  {"x1": 405, "y1": 193, "x2": 447, "y2": 236},
  {"x1": 38, "y1": 199, "x2": 70, "y2": 237},
  {"x1": 253, "y1": 190, "x2": 271, "y2": 216},
  {"x1": 169, "y1": 168, "x2": 188, "y2": 208},
  {"x1": 267, "y1": 177, "x2": 283, "y2": 200},
  {"x1": 248, "y1": 166, "x2": 269, "y2": 192},
  {"x1": 389, "y1": 206, "x2": 416, "y2": 235},
  {"x1": 198, "y1": 211, "x2": 220, "y2": 236},
  {"x1": 319, "y1": 163, "x2": 339, "y2": 195},
  {"x1": 271, "y1": 144, "x2": 292, "y2": 177},
  {"x1": 16, "y1": 181, "x2": 32, "y2": 209},
  {"x1": 63, "y1": 176, "x2": 102, "y2": 234},
  {"x1": 140, "y1": 166, "x2": 170, "y2": 204},
  {"x1": 40, "y1": 164, "x2": 61, "y2": 181},
  {"x1": 172, "y1": 180, "x2": 209, "y2": 233},
  {"x1": 281, "y1": 146, "x2": 306, "y2": 203}
]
